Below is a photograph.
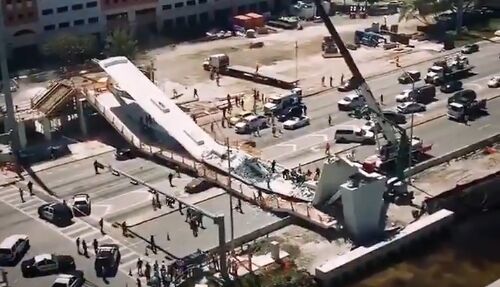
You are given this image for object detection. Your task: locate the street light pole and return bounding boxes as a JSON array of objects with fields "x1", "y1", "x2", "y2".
[{"x1": 0, "y1": 4, "x2": 19, "y2": 152}]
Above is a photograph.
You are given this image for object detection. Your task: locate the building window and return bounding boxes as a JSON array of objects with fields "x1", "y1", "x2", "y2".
[
  {"x1": 162, "y1": 4, "x2": 172, "y2": 10},
  {"x1": 86, "y1": 1, "x2": 97, "y2": 8},
  {"x1": 174, "y1": 2, "x2": 183, "y2": 8},
  {"x1": 88, "y1": 17, "x2": 99, "y2": 23},
  {"x1": 57, "y1": 6, "x2": 68, "y2": 13},
  {"x1": 74, "y1": 19, "x2": 85, "y2": 25},
  {"x1": 42, "y1": 8, "x2": 53, "y2": 15},
  {"x1": 187, "y1": 0, "x2": 195, "y2": 6},
  {"x1": 72, "y1": 4, "x2": 83, "y2": 10},
  {"x1": 59, "y1": 22, "x2": 70, "y2": 28},
  {"x1": 44, "y1": 24, "x2": 55, "y2": 31}
]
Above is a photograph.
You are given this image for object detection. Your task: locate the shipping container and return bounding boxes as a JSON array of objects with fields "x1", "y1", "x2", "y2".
[
  {"x1": 246, "y1": 12, "x2": 265, "y2": 27},
  {"x1": 233, "y1": 15, "x2": 253, "y2": 29}
]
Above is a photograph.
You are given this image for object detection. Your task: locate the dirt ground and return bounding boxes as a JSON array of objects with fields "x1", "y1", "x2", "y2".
[{"x1": 143, "y1": 14, "x2": 433, "y2": 106}]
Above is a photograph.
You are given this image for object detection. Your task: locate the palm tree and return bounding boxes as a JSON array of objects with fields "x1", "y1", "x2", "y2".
[{"x1": 105, "y1": 29, "x2": 138, "y2": 59}]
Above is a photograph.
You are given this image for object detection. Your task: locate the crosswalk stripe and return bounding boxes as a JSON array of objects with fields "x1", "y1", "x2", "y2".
[
  {"x1": 18, "y1": 200, "x2": 41, "y2": 211},
  {"x1": 60, "y1": 222, "x2": 86, "y2": 232},
  {"x1": 0, "y1": 192, "x2": 21, "y2": 201},
  {"x1": 80, "y1": 229, "x2": 101, "y2": 241},
  {"x1": 65, "y1": 225, "x2": 94, "y2": 238}
]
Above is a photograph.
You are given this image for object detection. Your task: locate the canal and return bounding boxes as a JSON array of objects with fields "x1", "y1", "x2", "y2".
[{"x1": 349, "y1": 209, "x2": 500, "y2": 287}]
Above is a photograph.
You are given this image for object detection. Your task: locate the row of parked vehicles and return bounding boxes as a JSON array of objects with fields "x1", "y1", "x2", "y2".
[{"x1": 231, "y1": 88, "x2": 311, "y2": 133}]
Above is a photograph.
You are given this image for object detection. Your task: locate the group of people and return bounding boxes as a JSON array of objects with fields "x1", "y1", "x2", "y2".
[
  {"x1": 186, "y1": 207, "x2": 205, "y2": 237},
  {"x1": 136, "y1": 258, "x2": 172, "y2": 287},
  {"x1": 282, "y1": 166, "x2": 322, "y2": 184}
]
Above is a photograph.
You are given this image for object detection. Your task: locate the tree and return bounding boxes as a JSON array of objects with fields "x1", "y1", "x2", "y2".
[
  {"x1": 399, "y1": 0, "x2": 477, "y2": 24},
  {"x1": 105, "y1": 29, "x2": 138, "y2": 59},
  {"x1": 42, "y1": 34, "x2": 98, "y2": 64}
]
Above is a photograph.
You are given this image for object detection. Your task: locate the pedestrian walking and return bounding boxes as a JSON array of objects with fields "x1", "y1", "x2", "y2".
[
  {"x1": 236, "y1": 198, "x2": 243, "y2": 213},
  {"x1": 155, "y1": 192, "x2": 160, "y2": 208},
  {"x1": 137, "y1": 258, "x2": 143, "y2": 276},
  {"x1": 380, "y1": 94, "x2": 384, "y2": 105},
  {"x1": 153, "y1": 260, "x2": 159, "y2": 272},
  {"x1": 150, "y1": 235, "x2": 157, "y2": 253},
  {"x1": 321, "y1": 76, "x2": 325, "y2": 87},
  {"x1": 93, "y1": 238, "x2": 99, "y2": 254},
  {"x1": 210, "y1": 121, "x2": 214, "y2": 133},
  {"x1": 168, "y1": 173, "x2": 174, "y2": 187},
  {"x1": 329, "y1": 76, "x2": 333, "y2": 87},
  {"x1": 328, "y1": 114, "x2": 332, "y2": 126},
  {"x1": 145, "y1": 262, "x2": 151, "y2": 281},
  {"x1": 76, "y1": 237, "x2": 81, "y2": 254},
  {"x1": 193, "y1": 88, "x2": 198, "y2": 99},
  {"x1": 136, "y1": 277, "x2": 142, "y2": 287},
  {"x1": 325, "y1": 142, "x2": 331, "y2": 155},
  {"x1": 27, "y1": 180, "x2": 33, "y2": 196},
  {"x1": 99, "y1": 218, "x2": 104, "y2": 234},
  {"x1": 82, "y1": 239, "x2": 88, "y2": 257},
  {"x1": 18, "y1": 187, "x2": 24, "y2": 203},
  {"x1": 152, "y1": 196, "x2": 157, "y2": 211},
  {"x1": 271, "y1": 160, "x2": 276, "y2": 173},
  {"x1": 122, "y1": 221, "x2": 128, "y2": 236},
  {"x1": 241, "y1": 98, "x2": 245, "y2": 110},
  {"x1": 93, "y1": 160, "x2": 100, "y2": 174}
]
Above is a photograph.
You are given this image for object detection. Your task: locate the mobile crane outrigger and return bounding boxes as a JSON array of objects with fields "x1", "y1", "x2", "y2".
[{"x1": 312, "y1": 1, "x2": 432, "y2": 179}]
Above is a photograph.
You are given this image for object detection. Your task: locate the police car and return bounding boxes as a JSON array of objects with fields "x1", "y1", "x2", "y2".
[
  {"x1": 52, "y1": 271, "x2": 85, "y2": 287},
  {"x1": 21, "y1": 253, "x2": 76, "y2": 277},
  {"x1": 38, "y1": 202, "x2": 73, "y2": 225},
  {"x1": 94, "y1": 244, "x2": 121, "y2": 276}
]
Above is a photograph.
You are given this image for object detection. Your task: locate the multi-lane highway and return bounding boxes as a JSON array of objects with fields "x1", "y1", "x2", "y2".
[{"x1": 257, "y1": 42, "x2": 500, "y2": 168}]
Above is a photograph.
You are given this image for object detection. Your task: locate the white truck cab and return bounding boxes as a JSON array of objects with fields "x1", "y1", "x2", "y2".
[{"x1": 263, "y1": 88, "x2": 302, "y2": 114}]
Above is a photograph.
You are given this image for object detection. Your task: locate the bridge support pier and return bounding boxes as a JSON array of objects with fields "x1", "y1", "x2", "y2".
[
  {"x1": 77, "y1": 98, "x2": 88, "y2": 137},
  {"x1": 17, "y1": 120, "x2": 27, "y2": 149},
  {"x1": 41, "y1": 118, "x2": 51, "y2": 141}
]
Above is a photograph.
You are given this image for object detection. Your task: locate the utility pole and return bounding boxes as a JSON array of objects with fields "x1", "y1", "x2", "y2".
[
  {"x1": 226, "y1": 137, "x2": 235, "y2": 254},
  {"x1": 0, "y1": 4, "x2": 19, "y2": 152},
  {"x1": 456, "y1": 0, "x2": 464, "y2": 35}
]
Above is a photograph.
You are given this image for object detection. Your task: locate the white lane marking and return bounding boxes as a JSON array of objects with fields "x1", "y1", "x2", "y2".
[
  {"x1": 479, "y1": 124, "x2": 491, "y2": 130},
  {"x1": 65, "y1": 225, "x2": 93, "y2": 237},
  {"x1": 310, "y1": 146, "x2": 321, "y2": 153},
  {"x1": 310, "y1": 134, "x2": 329, "y2": 141},
  {"x1": 275, "y1": 143, "x2": 297, "y2": 151}
]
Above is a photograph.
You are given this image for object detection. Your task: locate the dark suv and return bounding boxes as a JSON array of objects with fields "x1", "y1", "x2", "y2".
[{"x1": 94, "y1": 244, "x2": 121, "y2": 276}]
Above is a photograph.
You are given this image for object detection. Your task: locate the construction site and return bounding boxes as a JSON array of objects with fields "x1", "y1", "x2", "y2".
[{"x1": 0, "y1": 2, "x2": 499, "y2": 287}]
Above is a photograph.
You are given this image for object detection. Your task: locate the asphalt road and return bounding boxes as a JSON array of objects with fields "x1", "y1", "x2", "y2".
[
  {"x1": 0, "y1": 195, "x2": 134, "y2": 286},
  {"x1": 258, "y1": 42, "x2": 500, "y2": 168}
]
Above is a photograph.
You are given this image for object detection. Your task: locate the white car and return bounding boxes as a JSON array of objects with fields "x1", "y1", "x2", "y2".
[
  {"x1": 229, "y1": 111, "x2": 254, "y2": 125},
  {"x1": 397, "y1": 102, "x2": 426, "y2": 114},
  {"x1": 395, "y1": 89, "x2": 415, "y2": 102},
  {"x1": 283, "y1": 116, "x2": 310, "y2": 130},
  {"x1": 335, "y1": 126, "x2": 376, "y2": 144},
  {"x1": 487, "y1": 76, "x2": 500, "y2": 88},
  {"x1": 52, "y1": 271, "x2": 85, "y2": 287},
  {"x1": 337, "y1": 94, "x2": 366, "y2": 111},
  {"x1": 234, "y1": 115, "x2": 267, "y2": 133},
  {"x1": 361, "y1": 120, "x2": 381, "y2": 134}
]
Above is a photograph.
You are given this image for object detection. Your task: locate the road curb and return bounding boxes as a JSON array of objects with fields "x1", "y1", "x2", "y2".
[
  {"x1": 21, "y1": 148, "x2": 115, "y2": 175},
  {"x1": 296, "y1": 92, "x2": 500, "y2": 168}
]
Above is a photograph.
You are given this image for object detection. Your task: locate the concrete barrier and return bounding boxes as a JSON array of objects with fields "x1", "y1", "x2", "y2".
[{"x1": 406, "y1": 133, "x2": 500, "y2": 177}]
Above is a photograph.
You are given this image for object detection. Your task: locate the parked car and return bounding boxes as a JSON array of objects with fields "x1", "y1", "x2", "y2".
[
  {"x1": 361, "y1": 120, "x2": 381, "y2": 134},
  {"x1": 382, "y1": 110, "x2": 407, "y2": 124},
  {"x1": 234, "y1": 115, "x2": 267, "y2": 133},
  {"x1": 21, "y1": 254, "x2": 76, "y2": 277},
  {"x1": 184, "y1": 178, "x2": 212, "y2": 194},
  {"x1": 72, "y1": 194, "x2": 91, "y2": 216},
  {"x1": 397, "y1": 102, "x2": 426, "y2": 114},
  {"x1": 283, "y1": 116, "x2": 310, "y2": 130},
  {"x1": 395, "y1": 89, "x2": 415, "y2": 102},
  {"x1": 337, "y1": 94, "x2": 366, "y2": 111},
  {"x1": 440, "y1": 80, "x2": 463, "y2": 93},
  {"x1": 94, "y1": 244, "x2": 121, "y2": 276},
  {"x1": 276, "y1": 104, "x2": 304, "y2": 122},
  {"x1": 0, "y1": 234, "x2": 30, "y2": 264},
  {"x1": 337, "y1": 78, "x2": 357, "y2": 92},
  {"x1": 334, "y1": 126, "x2": 375, "y2": 144},
  {"x1": 461, "y1": 43, "x2": 479, "y2": 54},
  {"x1": 114, "y1": 147, "x2": 136, "y2": 161},
  {"x1": 51, "y1": 271, "x2": 85, "y2": 287},
  {"x1": 38, "y1": 202, "x2": 73, "y2": 225},
  {"x1": 487, "y1": 76, "x2": 500, "y2": 88},
  {"x1": 228, "y1": 111, "x2": 254, "y2": 126},
  {"x1": 398, "y1": 70, "x2": 420, "y2": 84}
]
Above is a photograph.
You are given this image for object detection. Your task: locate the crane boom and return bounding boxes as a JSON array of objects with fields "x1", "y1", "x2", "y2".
[{"x1": 312, "y1": 1, "x2": 398, "y2": 146}]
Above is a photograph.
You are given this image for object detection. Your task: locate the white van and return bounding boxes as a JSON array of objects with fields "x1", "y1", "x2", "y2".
[
  {"x1": 0, "y1": 234, "x2": 30, "y2": 263},
  {"x1": 335, "y1": 126, "x2": 375, "y2": 144}
]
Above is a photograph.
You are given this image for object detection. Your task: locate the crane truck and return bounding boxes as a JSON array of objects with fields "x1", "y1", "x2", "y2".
[
  {"x1": 447, "y1": 90, "x2": 487, "y2": 122},
  {"x1": 424, "y1": 54, "x2": 474, "y2": 85},
  {"x1": 312, "y1": 0, "x2": 431, "y2": 179}
]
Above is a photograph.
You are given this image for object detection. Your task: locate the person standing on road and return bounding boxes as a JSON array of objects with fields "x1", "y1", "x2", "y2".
[
  {"x1": 168, "y1": 173, "x2": 174, "y2": 187},
  {"x1": 321, "y1": 76, "x2": 325, "y2": 87},
  {"x1": 380, "y1": 94, "x2": 384, "y2": 105},
  {"x1": 325, "y1": 142, "x2": 331, "y2": 155},
  {"x1": 27, "y1": 181, "x2": 33, "y2": 196},
  {"x1": 210, "y1": 121, "x2": 215, "y2": 133},
  {"x1": 155, "y1": 192, "x2": 160, "y2": 209},
  {"x1": 82, "y1": 239, "x2": 88, "y2": 257},
  {"x1": 93, "y1": 238, "x2": 98, "y2": 254},
  {"x1": 137, "y1": 258, "x2": 143, "y2": 276},
  {"x1": 93, "y1": 160, "x2": 100, "y2": 175},
  {"x1": 328, "y1": 114, "x2": 332, "y2": 126},
  {"x1": 76, "y1": 237, "x2": 81, "y2": 254},
  {"x1": 193, "y1": 88, "x2": 198, "y2": 99},
  {"x1": 18, "y1": 187, "x2": 24, "y2": 203},
  {"x1": 271, "y1": 160, "x2": 276, "y2": 173},
  {"x1": 150, "y1": 235, "x2": 157, "y2": 253},
  {"x1": 145, "y1": 262, "x2": 151, "y2": 282},
  {"x1": 99, "y1": 218, "x2": 104, "y2": 234},
  {"x1": 329, "y1": 76, "x2": 333, "y2": 87},
  {"x1": 303, "y1": 105, "x2": 307, "y2": 116},
  {"x1": 464, "y1": 114, "x2": 469, "y2": 126},
  {"x1": 341, "y1": 73, "x2": 345, "y2": 85}
]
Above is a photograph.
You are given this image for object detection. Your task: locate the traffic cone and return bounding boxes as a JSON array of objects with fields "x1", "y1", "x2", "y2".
[{"x1": 167, "y1": 233, "x2": 170, "y2": 241}]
